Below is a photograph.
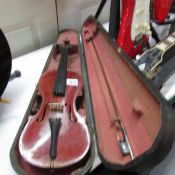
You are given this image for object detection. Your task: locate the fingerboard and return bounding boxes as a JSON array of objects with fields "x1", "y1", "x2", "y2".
[{"x1": 53, "y1": 45, "x2": 68, "y2": 97}]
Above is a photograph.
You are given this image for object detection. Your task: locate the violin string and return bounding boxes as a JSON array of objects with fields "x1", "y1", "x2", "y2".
[
  {"x1": 55, "y1": 48, "x2": 64, "y2": 94},
  {"x1": 50, "y1": 160, "x2": 55, "y2": 171},
  {"x1": 55, "y1": 47, "x2": 62, "y2": 93}
]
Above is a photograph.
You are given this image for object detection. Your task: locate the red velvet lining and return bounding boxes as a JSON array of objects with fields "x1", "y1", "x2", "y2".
[{"x1": 82, "y1": 20, "x2": 161, "y2": 165}]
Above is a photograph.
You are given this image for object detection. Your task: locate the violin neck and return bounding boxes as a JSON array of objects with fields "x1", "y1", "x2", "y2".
[{"x1": 53, "y1": 46, "x2": 68, "y2": 97}]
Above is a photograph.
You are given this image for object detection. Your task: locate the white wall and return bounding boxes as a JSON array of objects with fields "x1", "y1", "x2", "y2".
[
  {"x1": 57, "y1": 0, "x2": 111, "y2": 30},
  {"x1": 0, "y1": 0, "x2": 110, "y2": 58}
]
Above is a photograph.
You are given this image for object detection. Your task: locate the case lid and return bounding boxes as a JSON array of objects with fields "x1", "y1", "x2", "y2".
[{"x1": 81, "y1": 16, "x2": 175, "y2": 173}]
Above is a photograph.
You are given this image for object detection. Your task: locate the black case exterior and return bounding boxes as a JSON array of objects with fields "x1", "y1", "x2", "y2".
[
  {"x1": 0, "y1": 29, "x2": 12, "y2": 97},
  {"x1": 10, "y1": 30, "x2": 95, "y2": 175},
  {"x1": 80, "y1": 16, "x2": 175, "y2": 175}
]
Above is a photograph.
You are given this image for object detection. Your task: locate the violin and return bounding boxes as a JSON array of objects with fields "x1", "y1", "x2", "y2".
[{"x1": 19, "y1": 39, "x2": 90, "y2": 168}]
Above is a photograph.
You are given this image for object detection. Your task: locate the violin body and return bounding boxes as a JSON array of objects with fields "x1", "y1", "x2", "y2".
[{"x1": 19, "y1": 69, "x2": 90, "y2": 168}]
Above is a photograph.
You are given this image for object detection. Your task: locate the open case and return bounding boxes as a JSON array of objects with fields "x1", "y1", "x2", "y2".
[{"x1": 10, "y1": 16, "x2": 175, "y2": 175}]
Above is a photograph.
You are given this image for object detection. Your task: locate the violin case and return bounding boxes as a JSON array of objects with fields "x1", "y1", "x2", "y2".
[{"x1": 10, "y1": 16, "x2": 175, "y2": 175}]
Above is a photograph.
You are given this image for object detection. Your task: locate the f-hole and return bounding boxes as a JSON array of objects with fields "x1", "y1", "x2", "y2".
[
  {"x1": 75, "y1": 92, "x2": 85, "y2": 116},
  {"x1": 31, "y1": 95, "x2": 42, "y2": 116}
]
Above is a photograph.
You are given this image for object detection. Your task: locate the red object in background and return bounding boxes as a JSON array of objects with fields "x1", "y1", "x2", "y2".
[
  {"x1": 117, "y1": 0, "x2": 148, "y2": 59},
  {"x1": 153, "y1": 0, "x2": 173, "y2": 22}
]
